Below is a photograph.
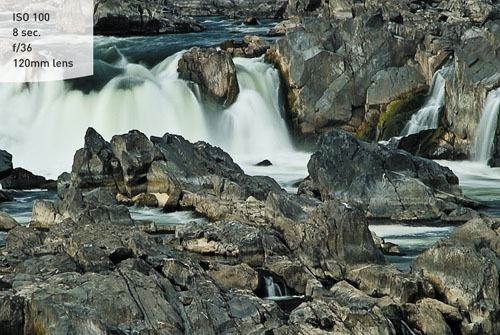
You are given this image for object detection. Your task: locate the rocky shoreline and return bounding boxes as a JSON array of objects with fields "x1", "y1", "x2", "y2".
[{"x1": 0, "y1": 127, "x2": 498, "y2": 334}]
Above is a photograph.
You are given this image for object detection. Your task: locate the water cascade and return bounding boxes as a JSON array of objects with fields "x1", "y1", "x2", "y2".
[
  {"x1": 264, "y1": 276, "x2": 289, "y2": 299},
  {"x1": 0, "y1": 50, "x2": 299, "y2": 179},
  {"x1": 473, "y1": 88, "x2": 500, "y2": 164},
  {"x1": 400, "y1": 66, "x2": 451, "y2": 136}
]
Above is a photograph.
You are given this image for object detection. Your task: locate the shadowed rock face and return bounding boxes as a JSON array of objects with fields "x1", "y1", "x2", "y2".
[
  {"x1": 0, "y1": 150, "x2": 12, "y2": 180},
  {"x1": 299, "y1": 129, "x2": 477, "y2": 221},
  {"x1": 178, "y1": 47, "x2": 240, "y2": 106}
]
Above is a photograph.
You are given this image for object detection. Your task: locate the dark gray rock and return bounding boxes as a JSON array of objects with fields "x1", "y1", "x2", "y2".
[
  {"x1": 299, "y1": 129, "x2": 473, "y2": 221},
  {"x1": 94, "y1": 0, "x2": 206, "y2": 36},
  {"x1": 0, "y1": 168, "x2": 55, "y2": 190},
  {"x1": 0, "y1": 150, "x2": 12, "y2": 180},
  {"x1": 178, "y1": 47, "x2": 240, "y2": 106},
  {"x1": 71, "y1": 127, "x2": 125, "y2": 194}
]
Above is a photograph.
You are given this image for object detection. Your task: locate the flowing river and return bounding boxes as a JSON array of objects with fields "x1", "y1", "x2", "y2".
[{"x1": 1, "y1": 18, "x2": 499, "y2": 277}]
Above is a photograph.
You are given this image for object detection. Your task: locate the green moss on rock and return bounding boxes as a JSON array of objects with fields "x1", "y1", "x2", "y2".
[{"x1": 377, "y1": 94, "x2": 426, "y2": 141}]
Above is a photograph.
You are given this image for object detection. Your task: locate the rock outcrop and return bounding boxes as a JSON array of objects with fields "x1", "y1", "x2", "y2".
[
  {"x1": 0, "y1": 168, "x2": 55, "y2": 190},
  {"x1": 299, "y1": 129, "x2": 476, "y2": 221},
  {"x1": 412, "y1": 216, "x2": 500, "y2": 334},
  {"x1": 178, "y1": 48, "x2": 240, "y2": 106},
  {"x1": 94, "y1": 0, "x2": 206, "y2": 36},
  {"x1": 166, "y1": 0, "x2": 288, "y2": 19},
  {"x1": 221, "y1": 36, "x2": 271, "y2": 58},
  {"x1": 266, "y1": 0, "x2": 500, "y2": 160}
]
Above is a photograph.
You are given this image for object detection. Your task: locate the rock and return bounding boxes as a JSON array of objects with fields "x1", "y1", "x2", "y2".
[
  {"x1": 0, "y1": 212, "x2": 18, "y2": 231},
  {"x1": 94, "y1": 0, "x2": 206, "y2": 36},
  {"x1": 0, "y1": 190, "x2": 13, "y2": 203},
  {"x1": 412, "y1": 216, "x2": 500, "y2": 334},
  {"x1": 207, "y1": 263, "x2": 259, "y2": 291},
  {"x1": 0, "y1": 150, "x2": 12, "y2": 180},
  {"x1": 265, "y1": 15, "x2": 418, "y2": 137},
  {"x1": 178, "y1": 47, "x2": 239, "y2": 106},
  {"x1": 299, "y1": 129, "x2": 472, "y2": 221},
  {"x1": 347, "y1": 264, "x2": 434, "y2": 303},
  {"x1": 221, "y1": 36, "x2": 271, "y2": 58},
  {"x1": 256, "y1": 159, "x2": 272, "y2": 166},
  {"x1": 0, "y1": 168, "x2": 55, "y2": 190},
  {"x1": 267, "y1": 18, "x2": 300, "y2": 36},
  {"x1": 71, "y1": 127, "x2": 125, "y2": 193},
  {"x1": 110, "y1": 130, "x2": 161, "y2": 197},
  {"x1": 244, "y1": 17, "x2": 259, "y2": 25},
  {"x1": 132, "y1": 193, "x2": 159, "y2": 207},
  {"x1": 166, "y1": 0, "x2": 288, "y2": 19},
  {"x1": 396, "y1": 128, "x2": 460, "y2": 160}
]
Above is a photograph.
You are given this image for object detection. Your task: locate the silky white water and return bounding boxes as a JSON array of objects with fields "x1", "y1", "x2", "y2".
[
  {"x1": 473, "y1": 88, "x2": 500, "y2": 164},
  {"x1": 400, "y1": 66, "x2": 450, "y2": 136},
  {"x1": 0, "y1": 50, "x2": 309, "y2": 183}
]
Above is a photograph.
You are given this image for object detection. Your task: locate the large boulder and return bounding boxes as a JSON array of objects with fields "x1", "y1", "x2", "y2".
[
  {"x1": 0, "y1": 168, "x2": 55, "y2": 190},
  {"x1": 299, "y1": 129, "x2": 474, "y2": 221},
  {"x1": 178, "y1": 47, "x2": 240, "y2": 106}
]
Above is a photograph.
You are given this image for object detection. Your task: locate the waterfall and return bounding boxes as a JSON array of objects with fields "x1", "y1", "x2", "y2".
[
  {"x1": 400, "y1": 66, "x2": 451, "y2": 136},
  {"x1": 264, "y1": 276, "x2": 289, "y2": 298},
  {"x1": 0, "y1": 50, "x2": 295, "y2": 179},
  {"x1": 473, "y1": 88, "x2": 500, "y2": 164}
]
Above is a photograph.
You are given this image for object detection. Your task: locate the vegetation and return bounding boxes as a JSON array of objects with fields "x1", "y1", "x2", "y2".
[{"x1": 376, "y1": 94, "x2": 426, "y2": 141}]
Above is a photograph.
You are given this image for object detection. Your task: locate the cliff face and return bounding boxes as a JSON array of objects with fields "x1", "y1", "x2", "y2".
[{"x1": 268, "y1": 0, "x2": 500, "y2": 159}]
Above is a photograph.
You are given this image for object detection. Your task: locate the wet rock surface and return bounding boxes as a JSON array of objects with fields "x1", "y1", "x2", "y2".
[
  {"x1": 266, "y1": 0, "x2": 500, "y2": 160},
  {"x1": 178, "y1": 47, "x2": 240, "y2": 106},
  {"x1": 0, "y1": 127, "x2": 485, "y2": 334},
  {"x1": 299, "y1": 129, "x2": 476, "y2": 221}
]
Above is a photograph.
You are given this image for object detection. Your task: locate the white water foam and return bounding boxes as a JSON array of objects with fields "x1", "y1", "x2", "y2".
[
  {"x1": 400, "y1": 66, "x2": 450, "y2": 136},
  {"x1": 0, "y1": 51, "x2": 310, "y2": 185},
  {"x1": 473, "y1": 88, "x2": 500, "y2": 164}
]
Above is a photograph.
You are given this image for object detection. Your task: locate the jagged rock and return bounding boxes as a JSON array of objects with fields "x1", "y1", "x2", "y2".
[
  {"x1": 412, "y1": 216, "x2": 500, "y2": 334},
  {"x1": 299, "y1": 129, "x2": 473, "y2": 221},
  {"x1": 0, "y1": 168, "x2": 55, "y2": 190},
  {"x1": 0, "y1": 150, "x2": 12, "y2": 180},
  {"x1": 267, "y1": 18, "x2": 300, "y2": 36},
  {"x1": 94, "y1": 0, "x2": 206, "y2": 36},
  {"x1": 0, "y1": 212, "x2": 18, "y2": 231},
  {"x1": 165, "y1": 0, "x2": 288, "y2": 19},
  {"x1": 266, "y1": 15, "x2": 418, "y2": 137},
  {"x1": 178, "y1": 47, "x2": 240, "y2": 106},
  {"x1": 110, "y1": 130, "x2": 162, "y2": 197},
  {"x1": 221, "y1": 36, "x2": 271, "y2": 58},
  {"x1": 71, "y1": 127, "x2": 125, "y2": 193}
]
